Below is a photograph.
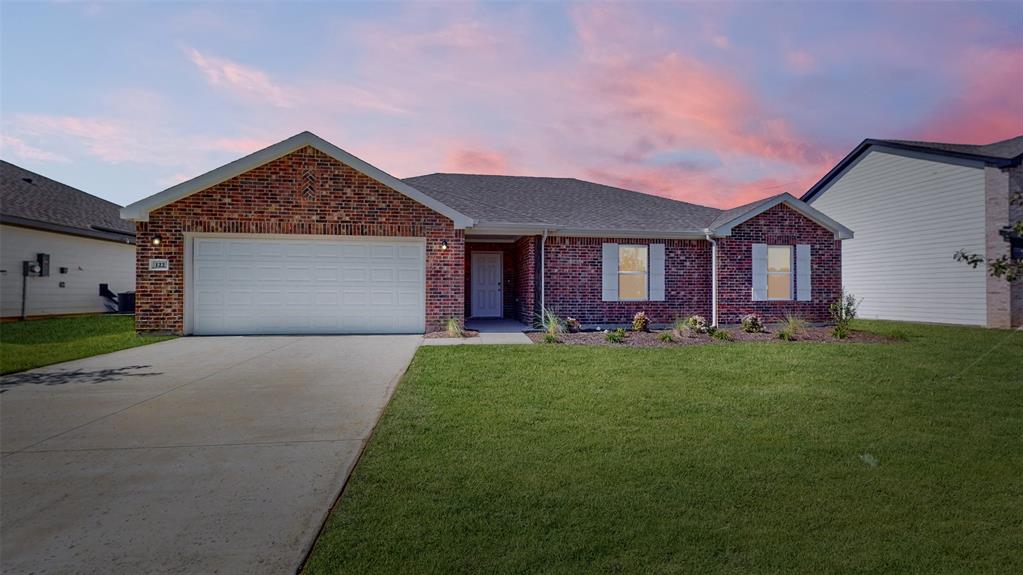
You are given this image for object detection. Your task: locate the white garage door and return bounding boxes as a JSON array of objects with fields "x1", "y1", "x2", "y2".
[{"x1": 192, "y1": 237, "x2": 425, "y2": 335}]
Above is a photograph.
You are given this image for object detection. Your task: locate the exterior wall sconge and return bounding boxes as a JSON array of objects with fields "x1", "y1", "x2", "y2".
[
  {"x1": 151, "y1": 236, "x2": 162, "y2": 246},
  {"x1": 440, "y1": 240, "x2": 448, "y2": 251}
]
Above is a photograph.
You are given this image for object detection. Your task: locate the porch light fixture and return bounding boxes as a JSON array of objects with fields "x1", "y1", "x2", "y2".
[
  {"x1": 151, "y1": 236, "x2": 162, "y2": 246},
  {"x1": 440, "y1": 240, "x2": 448, "y2": 251}
]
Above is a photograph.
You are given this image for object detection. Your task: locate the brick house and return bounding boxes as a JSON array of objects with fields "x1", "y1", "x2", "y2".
[{"x1": 121, "y1": 132, "x2": 853, "y2": 335}]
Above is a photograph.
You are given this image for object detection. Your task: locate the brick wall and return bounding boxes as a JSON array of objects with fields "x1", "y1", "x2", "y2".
[
  {"x1": 514, "y1": 236, "x2": 537, "y2": 324},
  {"x1": 464, "y1": 242, "x2": 517, "y2": 319},
  {"x1": 717, "y1": 203, "x2": 841, "y2": 323},
  {"x1": 135, "y1": 145, "x2": 463, "y2": 334},
  {"x1": 542, "y1": 236, "x2": 712, "y2": 325}
]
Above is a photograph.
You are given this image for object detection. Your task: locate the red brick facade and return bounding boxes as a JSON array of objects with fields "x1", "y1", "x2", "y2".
[
  {"x1": 134, "y1": 146, "x2": 462, "y2": 334},
  {"x1": 717, "y1": 203, "x2": 841, "y2": 323},
  {"x1": 536, "y1": 204, "x2": 840, "y2": 326},
  {"x1": 514, "y1": 236, "x2": 538, "y2": 324},
  {"x1": 542, "y1": 237, "x2": 712, "y2": 325}
]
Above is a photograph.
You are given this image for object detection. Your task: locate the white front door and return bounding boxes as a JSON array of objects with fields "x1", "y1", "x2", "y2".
[
  {"x1": 191, "y1": 236, "x2": 425, "y2": 335},
  {"x1": 471, "y1": 251, "x2": 503, "y2": 317}
]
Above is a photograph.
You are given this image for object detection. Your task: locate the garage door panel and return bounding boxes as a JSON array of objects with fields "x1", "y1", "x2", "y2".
[{"x1": 193, "y1": 237, "x2": 425, "y2": 335}]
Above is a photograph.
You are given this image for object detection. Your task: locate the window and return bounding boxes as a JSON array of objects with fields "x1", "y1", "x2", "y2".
[
  {"x1": 618, "y1": 245, "x2": 648, "y2": 300},
  {"x1": 766, "y1": 246, "x2": 792, "y2": 300}
]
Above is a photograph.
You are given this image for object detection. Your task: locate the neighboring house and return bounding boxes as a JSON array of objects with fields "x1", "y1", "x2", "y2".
[
  {"x1": 802, "y1": 136, "x2": 1023, "y2": 328},
  {"x1": 1, "y1": 161, "x2": 136, "y2": 318},
  {"x1": 120, "y1": 132, "x2": 851, "y2": 335}
]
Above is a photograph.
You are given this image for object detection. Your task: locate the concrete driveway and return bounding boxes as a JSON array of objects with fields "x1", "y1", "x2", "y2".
[{"x1": 0, "y1": 335, "x2": 421, "y2": 575}]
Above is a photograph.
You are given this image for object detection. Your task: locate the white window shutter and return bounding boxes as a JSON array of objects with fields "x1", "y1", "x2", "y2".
[
  {"x1": 602, "y1": 243, "x2": 619, "y2": 301},
  {"x1": 751, "y1": 243, "x2": 768, "y2": 301},
  {"x1": 649, "y1": 244, "x2": 665, "y2": 301},
  {"x1": 796, "y1": 244, "x2": 811, "y2": 301}
]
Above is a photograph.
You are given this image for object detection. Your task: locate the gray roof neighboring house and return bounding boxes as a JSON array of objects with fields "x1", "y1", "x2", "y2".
[
  {"x1": 1, "y1": 160, "x2": 135, "y2": 243},
  {"x1": 802, "y1": 135, "x2": 1023, "y2": 203}
]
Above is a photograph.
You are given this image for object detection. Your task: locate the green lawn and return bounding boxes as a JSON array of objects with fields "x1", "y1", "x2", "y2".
[
  {"x1": 305, "y1": 321, "x2": 1022, "y2": 574},
  {"x1": 0, "y1": 315, "x2": 173, "y2": 374}
]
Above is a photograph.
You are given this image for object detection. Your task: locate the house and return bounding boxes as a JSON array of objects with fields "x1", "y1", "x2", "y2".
[
  {"x1": 1, "y1": 161, "x2": 136, "y2": 319},
  {"x1": 120, "y1": 132, "x2": 852, "y2": 335},
  {"x1": 802, "y1": 136, "x2": 1023, "y2": 328}
]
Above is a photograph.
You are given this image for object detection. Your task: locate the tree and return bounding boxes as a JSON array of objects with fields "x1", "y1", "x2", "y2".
[{"x1": 954, "y1": 190, "x2": 1022, "y2": 282}]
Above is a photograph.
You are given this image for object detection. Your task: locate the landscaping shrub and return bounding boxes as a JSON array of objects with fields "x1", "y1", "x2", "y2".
[
  {"x1": 445, "y1": 317, "x2": 464, "y2": 338},
  {"x1": 631, "y1": 311, "x2": 650, "y2": 332},
  {"x1": 542, "y1": 334, "x2": 559, "y2": 344},
  {"x1": 776, "y1": 314, "x2": 808, "y2": 341},
  {"x1": 565, "y1": 317, "x2": 582, "y2": 333},
  {"x1": 605, "y1": 328, "x2": 627, "y2": 343},
  {"x1": 537, "y1": 307, "x2": 564, "y2": 342},
  {"x1": 740, "y1": 313, "x2": 765, "y2": 333},
  {"x1": 830, "y1": 290, "x2": 860, "y2": 339},
  {"x1": 712, "y1": 329, "x2": 734, "y2": 341},
  {"x1": 685, "y1": 315, "x2": 709, "y2": 334},
  {"x1": 672, "y1": 316, "x2": 692, "y2": 338},
  {"x1": 658, "y1": 331, "x2": 675, "y2": 343}
]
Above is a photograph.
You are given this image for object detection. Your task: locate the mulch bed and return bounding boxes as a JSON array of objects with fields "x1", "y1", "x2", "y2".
[
  {"x1": 424, "y1": 330, "x2": 480, "y2": 339},
  {"x1": 527, "y1": 327, "x2": 893, "y2": 347}
]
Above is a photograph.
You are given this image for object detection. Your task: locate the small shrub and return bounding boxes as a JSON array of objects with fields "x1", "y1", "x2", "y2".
[
  {"x1": 565, "y1": 317, "x2": 582, "y2": 333},
  {"x1": 542, "y1": 333, "x2": 559, "y2": 344},
  {"x1": 605, "y1": 328, "x2": 627, "y2": 343},
  {"x1": 445, "y1": 317, "x2": 465, "y2": 338},
  {"x1": 632, "y1": 311, "x2": 650, "y2": 332},
  {"x1": 658, "y1": 331, "x2": 675, "y2": 343},
  {"x1": 740, "y1": 313, "x2": 764, "y2": 333},
  {"x1": 776, "y1": 314, "x2": 807, "y2": 341},
  {"x1": 537, "y1": 307, "x2": 563, "y2": 341},
  {"x1": 686, "y1": 315, "x2": 709, "y2": 334},
  {"x1": 712, "y1": 329, "x2": 734, "y2": 341},
  {"x1": 830, "y1": 290, "x2": 860, "y2": 339}
]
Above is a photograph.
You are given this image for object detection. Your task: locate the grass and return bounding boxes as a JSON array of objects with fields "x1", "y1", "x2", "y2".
[
  {"x1": 0, "y1": 315, "x2": 173, "y2": 374},
  {"x1": 305, "y1": 320, "x2": 1023, "y2": 574}
]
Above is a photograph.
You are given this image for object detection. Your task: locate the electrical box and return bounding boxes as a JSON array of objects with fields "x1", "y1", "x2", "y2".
[{"x1": 36, "y1": 253, "x2": 50, "y2": 277}]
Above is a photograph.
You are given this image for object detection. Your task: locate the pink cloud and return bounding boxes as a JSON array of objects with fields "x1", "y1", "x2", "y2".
[
  {"x1": 186, "y1": 47, "x2": 295, "y2": 108},
  {"x1": 785, "y1": 50, "x2": 815, "y2": 73},
  {"x1": 444, "y1": 146, "x2": 511, "y2": 174},
  {"x1": 0, "y1": 134, "x2": 68, "y2": 162},
  {"x1": 205, "y1": 137, "x2": 274, "y2": 155},
  {"x1": 913, "y1": 45, "x2": 1023, "y2": 143}
]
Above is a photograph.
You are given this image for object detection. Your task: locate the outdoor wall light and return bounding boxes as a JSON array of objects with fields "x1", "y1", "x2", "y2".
[
  {"x1": 151, "y1": 236, "x2": 162, "y2": 246},
  {"x1": 440, "y1": 240, "x2": 449, "y2": 251}
]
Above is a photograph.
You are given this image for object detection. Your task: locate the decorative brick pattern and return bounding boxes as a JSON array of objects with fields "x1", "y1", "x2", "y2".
[
  {"x1": 464, "y1": 242, "x2": 517, "y2": 319},
  {"x1": 135, "y1": 146, "x2": 462, "y2": 334},
  {"x1": 717, "y1": 203, "x2": 841, "y2": 323},
  {"x1": 542, "y1": 236, "x2": 712, "y2": 325}
]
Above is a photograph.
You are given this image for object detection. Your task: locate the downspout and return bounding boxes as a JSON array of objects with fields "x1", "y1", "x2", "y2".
[
  {"x1": 704, "y1": 229, "x2": 718, "y2": 327},
  {"x1": 539, "y1": 229, "x2": 548, "y2": 314}
]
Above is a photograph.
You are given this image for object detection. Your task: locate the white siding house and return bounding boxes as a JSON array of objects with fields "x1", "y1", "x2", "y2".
[
  {"x1": 1, "y1": 161, "x2": 135, "y2": 318},
  {"x1": 804, "y1": 137, "x2": 1023, "y2": 328}
]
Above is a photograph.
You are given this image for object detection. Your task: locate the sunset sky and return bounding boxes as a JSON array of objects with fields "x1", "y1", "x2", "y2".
[{"x1": 2, "y1": 1, "x2": 1021, "y2": 209}]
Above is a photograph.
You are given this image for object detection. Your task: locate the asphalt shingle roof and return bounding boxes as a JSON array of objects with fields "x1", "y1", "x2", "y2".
[
  {"x1": 404, "y1": 173, "x2": 726, "y2": 232},
  {"x1": 1, "y1": 160, "x2": 135, "y2": 240},
  {"x1": 879, "y1": 135, "x2": 1023, "y2": 161}
]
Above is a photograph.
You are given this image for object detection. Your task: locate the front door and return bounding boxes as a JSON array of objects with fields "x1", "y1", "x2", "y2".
[{"x1": 471, "y1": 251, "x2": 503, "y2": 317}]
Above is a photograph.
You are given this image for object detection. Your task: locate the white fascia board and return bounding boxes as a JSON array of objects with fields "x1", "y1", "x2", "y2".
[
  {"x1": 120, "y1": 132, "x2": 475, "y2": 229},
  {"x1": 711, "y1": 194, "x2": 854, "y2": 240}
]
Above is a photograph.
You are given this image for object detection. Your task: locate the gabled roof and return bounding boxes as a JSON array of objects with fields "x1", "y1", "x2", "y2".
[
  {"x1": 404, "y1": 173, "x2": 721, "y2": 235},
  {"x1": 708, "y1": 193, "x2": 853, "y2": 239},
  {"x1": 802, "y1": 135, "x2": 1023, "y2": 203},
  {"x1": 408, "y1": 174, "x2": 853, "y2": 239},
  {"x1": 1, "y1": 160, "x2": 135, "y2": 243},
  {"x1": 120, "y1": 132, "x2": 475, "y2": 228}
]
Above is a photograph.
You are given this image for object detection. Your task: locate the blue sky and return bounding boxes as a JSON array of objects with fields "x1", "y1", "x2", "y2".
[{"x1": 2, "y1": 1, "x2": 1021, "y2": 208}]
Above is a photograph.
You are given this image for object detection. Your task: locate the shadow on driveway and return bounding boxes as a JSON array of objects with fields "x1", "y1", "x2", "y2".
[{"x1": 0, "y1": 366, "x2": 163, "y2": 388}]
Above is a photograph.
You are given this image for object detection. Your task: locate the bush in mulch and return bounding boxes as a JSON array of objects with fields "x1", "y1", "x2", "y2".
[
  {"x1": 527, "y1": 326, "x2": 894, "y2": 347},
  {"x1": 424, "y1": 330, "x2": 480, "y2": 339}
]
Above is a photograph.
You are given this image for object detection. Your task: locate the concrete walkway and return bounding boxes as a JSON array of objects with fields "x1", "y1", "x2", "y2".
[
  {"x1": 422, "y1": 318, "x2": 533, "y2": 346},
  {"x1": 0, "y1": 335, "x2": 421, "y2": 575}
]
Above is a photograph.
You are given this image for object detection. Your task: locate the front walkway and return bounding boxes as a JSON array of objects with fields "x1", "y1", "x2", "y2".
[
  {"x1": 422, "y1": 318, "x2": 533, "y2": 346},
  {"x1": 0, "y1": 335, "x2": 421, "y2": 575}
]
